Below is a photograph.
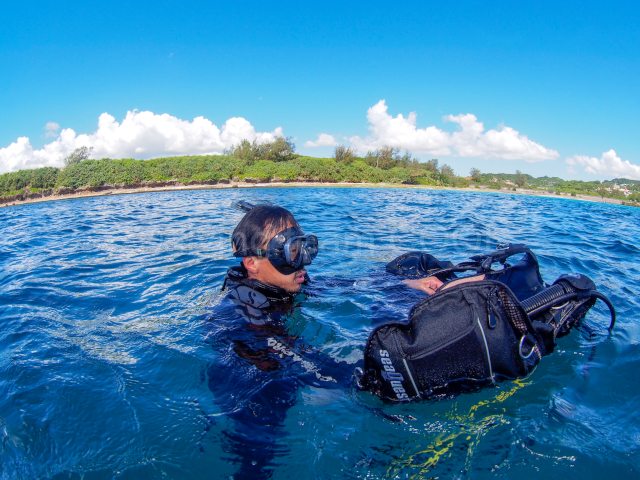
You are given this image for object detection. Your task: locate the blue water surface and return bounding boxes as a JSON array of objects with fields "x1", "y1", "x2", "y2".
[{"x1": 1, "y1": 187, "x2": 639, "y2": 479}]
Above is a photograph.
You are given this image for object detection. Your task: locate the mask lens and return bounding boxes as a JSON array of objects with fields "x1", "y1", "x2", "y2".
[
  {"x1": 288, "y1": 238, "x2": 302, "y2": 263},
  {"x1": 305, "y1": 236, "x2": 318, "y2": 260},
  {"x1": 265, "y1": 228, "x2": 319, "y2": 274}
]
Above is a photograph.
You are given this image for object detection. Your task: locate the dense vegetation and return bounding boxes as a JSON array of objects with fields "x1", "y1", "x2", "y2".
[
  {"x1": 0, "y1": 155, "x2": 465, "y2": 195},
  {"x1": 0, "y1": 141, "x2": 467, "y2": 198},
  {"x1": 1, "y1": 140, "x2": 638, "y2": 205}
]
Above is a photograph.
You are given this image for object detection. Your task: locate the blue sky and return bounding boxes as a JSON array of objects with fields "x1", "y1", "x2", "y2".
[{"x1": 1, "y1": 1, "x2": 639, "y2": 180}]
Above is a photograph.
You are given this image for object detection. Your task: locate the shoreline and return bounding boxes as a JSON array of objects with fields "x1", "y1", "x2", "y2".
[{"x1": 0, "y1": 181, "x2": 635, "y2": 209}]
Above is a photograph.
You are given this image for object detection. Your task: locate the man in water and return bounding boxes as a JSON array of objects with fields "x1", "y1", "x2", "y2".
[
  {"x1": 229, "y1": 204, "x2": 311, "y2": 292},
  {"x1": 204, "y1": 205, "x2": 354, "y2": 479}
]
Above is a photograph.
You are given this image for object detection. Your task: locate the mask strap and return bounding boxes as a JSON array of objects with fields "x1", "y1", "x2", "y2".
[{"x1": 234, "y1": 249, "x2": 266, "y2": 258}]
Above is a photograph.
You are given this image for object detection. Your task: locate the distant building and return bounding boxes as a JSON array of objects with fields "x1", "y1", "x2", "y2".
[{"x1": 612, "y1": 183, "x2": 631, "y2": 196}]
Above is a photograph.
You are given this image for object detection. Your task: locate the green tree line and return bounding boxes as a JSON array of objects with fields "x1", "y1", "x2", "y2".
[
  {"x1": 2, "y1": 141, "x2": 638, "y2": 204},
  {"x1": 0, "y1": 141, "x2": 466, "y2": 197}
]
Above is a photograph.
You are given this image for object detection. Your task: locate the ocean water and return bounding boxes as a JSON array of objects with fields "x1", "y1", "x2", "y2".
[{"x1": 1, "y1": 187, "x2": 639, "y2": 479}]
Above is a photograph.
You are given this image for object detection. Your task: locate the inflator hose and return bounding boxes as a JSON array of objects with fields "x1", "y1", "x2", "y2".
[
  {"x1": 525, "y1": 292, "x2": 580, "y2": 318},
  {"x1": 521, "y1": 283, "x2": 568, "y2": 313},
  {"x1": 521, "y1": 283, "x2": 616, "y2": 332},
  {"x1": 591, "y1": 292, "x2": 616, "y2": 330}
]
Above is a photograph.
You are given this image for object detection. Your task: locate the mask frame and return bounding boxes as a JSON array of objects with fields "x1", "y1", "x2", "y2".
[{"x1": 234, "y1": 227, "x2": 318, "y2": 275}]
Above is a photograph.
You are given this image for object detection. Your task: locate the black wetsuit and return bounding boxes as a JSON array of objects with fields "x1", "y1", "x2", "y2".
[{"x1": 204, "y1": 265, "x2": 357, "y2": 479}]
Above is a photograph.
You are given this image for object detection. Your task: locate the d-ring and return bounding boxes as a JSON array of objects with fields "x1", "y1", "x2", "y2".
[{"x1": 519, "y1": 335, "x2": 535, "y2": 359}]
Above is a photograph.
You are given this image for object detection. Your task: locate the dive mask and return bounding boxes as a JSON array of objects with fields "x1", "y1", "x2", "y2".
[{"x1": 234, "y1": 227, "x2": 319, "y2": 275}]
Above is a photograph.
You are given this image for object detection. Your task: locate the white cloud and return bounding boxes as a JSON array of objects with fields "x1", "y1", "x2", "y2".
[
  {"x1": 0, "y1": 134, "x2": 75, "y2": 173},
  {"x1": 446, "y1": 114, "x2": 559, "y2": 161},
  {"x1": 0, "y1": 110, "x2": 283, "y2": 174},
  {"x1": 566, "y1": 149, "x2": 640, "y2": 180},
  {"x1": 349, "y1": 100, "x2": 451, "y2": 156},
  {"x1": 304, "y1": 133, "x2": 339, "y2": 148},
  {"x1": 345, "y1": 100, "x2": 559, "y2": 162},
  {"x1": 44, "y1": 122, "x2": 60, "y2": 138}
]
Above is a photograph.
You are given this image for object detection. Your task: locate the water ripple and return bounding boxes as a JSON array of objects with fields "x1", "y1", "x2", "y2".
[{"x1": 1, "y1": 187, "x2": 639, "y2": 478}]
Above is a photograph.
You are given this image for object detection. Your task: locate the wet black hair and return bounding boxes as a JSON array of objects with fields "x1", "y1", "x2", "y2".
[{"x1": 232, "y1": 205, "x2": 301, "y2": 256}]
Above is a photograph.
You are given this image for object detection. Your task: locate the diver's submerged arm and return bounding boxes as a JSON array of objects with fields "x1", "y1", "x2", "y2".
[{"x1": 442, "y1": 274, "x2": 486, "y2": 290}]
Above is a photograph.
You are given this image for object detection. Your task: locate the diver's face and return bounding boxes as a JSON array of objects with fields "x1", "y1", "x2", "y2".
[{"x1": 243, "y1": 223, "x2": 307, "y2": 293}]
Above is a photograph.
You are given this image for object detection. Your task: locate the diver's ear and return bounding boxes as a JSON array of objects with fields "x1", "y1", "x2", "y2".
[{"x1": 242, "y1": 256, "x2": 260, "y2": 276}]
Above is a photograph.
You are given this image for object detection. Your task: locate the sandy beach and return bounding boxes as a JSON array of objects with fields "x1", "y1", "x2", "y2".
[{"x1": 0, "y1": 181, "x2": 635, "y2": 209}]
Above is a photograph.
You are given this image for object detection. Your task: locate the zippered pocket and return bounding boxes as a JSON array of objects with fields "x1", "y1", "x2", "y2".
[{"x1": 403, "y1": 289, "x2": 478, "y2": 360}]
